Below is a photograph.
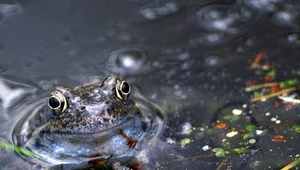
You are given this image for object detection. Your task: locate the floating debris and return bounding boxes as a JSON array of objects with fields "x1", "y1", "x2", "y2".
[
  {"x1": 278, "y1": 96, "x2": 300, "y2": 104},
  {"x1": 215, "y1": 121, "x2": 227, "y2": 129},
  {"x1": 202, "y1": 145, "x2": 210, "y2": 151},
  {"x1": 272, "y1": 135, "x2": 287, "y2": 143},
  {"x1": 166, "y1": 137, "x2": 176, "y2": 144},
  {"x1": 292, "y1": 125, "x2": 300, "y2": 133},
  {"x1": 181, "y1": 122, "x2": 194, "y2": 135},
  {"x1": 245, "y1": 124, "x2": 257, "y2": 131},
  {"x1": 256, "y1": 130, "x2": 264, "y2": 135},
  {"x1": 0, "y1": 141, "x2": 38, "y2": 158},
  {"x1": 234, "y1": 147, "x2": 249, "y2": 154},
  {"x1": 232, "y1": 109, "x2": 242, "y2": 115},
  {"x1": 251, "y1": 87, "x2": 298, "y2": 102},
  {"x1": 281, "y1": 157, "x2": 300, "y2": 170},
  {"x1": 248, "y1": 139, "x2": 256, "y2": 144},
  {"x1": 226, "y1": 131, "x2": 238, "y2": 138},
  {"x1": 212, "y1": 148, "x2": 228, "y2": 157},
  {"x1": 180, "y1": 138, "x2": 191, "y2": 147}
]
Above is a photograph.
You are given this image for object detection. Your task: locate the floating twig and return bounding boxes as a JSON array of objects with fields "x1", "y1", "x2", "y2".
[
  {"x1": 245, "y1": 82, "x2": 279, "y2": 92},
  {"x1": 281, "y1": 157, "x2": 300, "y2": 170},
  {"x1": 216, "y1": 157, "x2": 228, "y2": 170},
  {"x1": 251, "y1": 87, "x2": 298, "y2": 102},
  {"x1": 278, "y1": 96, "x2": 300, "y2": 103},
  {"x1": 250, "y1": 51, "x2": 266, "y2": 69}
]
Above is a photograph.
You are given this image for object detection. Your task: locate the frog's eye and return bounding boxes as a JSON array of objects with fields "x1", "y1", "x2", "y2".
[
  {"x1": 48, "y1": 91, "x2": 67, "y2": 114},
  {"x1": 116, "y1": 80, "x2": 131, "y2": 100}
]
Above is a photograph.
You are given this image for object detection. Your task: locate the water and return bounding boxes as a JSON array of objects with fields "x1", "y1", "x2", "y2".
[{"x1": 0, "y1": 0, "x2": 300, "y2": 169}]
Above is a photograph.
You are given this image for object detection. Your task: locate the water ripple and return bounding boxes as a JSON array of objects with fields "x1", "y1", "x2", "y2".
[
  {"x1": 0, "y1": 78, "x2": 37, "y2": 118},
  {"x1": 242, "y1": 0, "x2": 285, "y2": 13},
  {"x1": 107, "y1": 48, "x2": 150, "y2": 76},
  {"x1": 139, "y1": 2, "x2": 181, "y2": 20},
  {"x1": 196, "y1": 4, "x2": 250, "y2": 33}
]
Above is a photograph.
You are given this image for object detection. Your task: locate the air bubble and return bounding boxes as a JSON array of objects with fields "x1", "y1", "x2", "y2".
[{"x1": 107, "y1": 48, "x2": 150, "y2": 75}]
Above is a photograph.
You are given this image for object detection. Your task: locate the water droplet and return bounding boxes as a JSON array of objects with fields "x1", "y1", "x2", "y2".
[
  {"x1": 242, "y1": 0, "x2": 284, "y2": 13},
  {"x1": 273, "y1": 11, "x2": 294, "y2": 26},
  {"x1": 108, "y1": 48, "x2": 149, "y2": 75},
  {"x1": 190, "y1": 32, "x2": 226, "y2": 46},
  {"x1": 140, "y1": 2, "x2": 181, "y2": 20},
  {"x1": 285, "y1": 32, "x2": 300, "y2": 45},
  {"x1": 196, "y1": 4, "x2": 247, "y2": 33},
  {"x1": 205, "y1": 55, "x2": 220, "y2": 67}
]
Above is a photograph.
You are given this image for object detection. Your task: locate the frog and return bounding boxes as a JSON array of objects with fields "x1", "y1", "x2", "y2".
[{"x1": 16, "y1": 74, "x2": 156, "y2": 167}]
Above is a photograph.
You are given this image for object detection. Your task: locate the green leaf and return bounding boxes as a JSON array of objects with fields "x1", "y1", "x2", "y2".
[
  {"x1": 212, "y1": 148, "x2": 223, "y2": 153},
  {"x1": 279, "y1": 81, "x2": 288, "y2": 89},
  {"x1": 287, "y1": 79, "x2": 299, "y2": 86},
  {"x1": 206, "y1": 128, "x2": 214, "y2": 135},
  {"x1": 243, "y1": 133, "x2": 253, "y2": 140},
  {"x1": 280, "y1": 79, "x2": 300, "y2": 89},
  {"x1": 266, "y1": 69, "x2": 276, "y2": 78},
  {"x1": 223, "y1": 115, "x2": 239, "y2": 122},
  {"x1": 212, "y1": 148, "x2": 225, "y2": 157},
  {"x1": 293, "y1": 125, "x2": 300, "y2": 133},
  {"x1": 0, "y1": 141, "x2": 39, "y2": 158},
  {"x1": 254, "y1": 91, "x2": 261, "y2": 97},
  {"x1": 234, "y1": 147, "x2": 249, "y2": 154},
  {"x1": 245, "y1": 125, "x2": 257, "y2": 132}
]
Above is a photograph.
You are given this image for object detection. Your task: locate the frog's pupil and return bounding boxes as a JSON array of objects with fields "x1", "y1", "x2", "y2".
[
  {"x1": 121, "y1": 82, "x2": 130, "y2": 93},
  {"x1": 49, "y1": 97, "x2": 60, "y2": 108}
]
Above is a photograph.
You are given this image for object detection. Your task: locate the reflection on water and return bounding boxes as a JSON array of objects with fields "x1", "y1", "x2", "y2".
[
  {"x1": 0, "y1": 0, "x2": 299, "y2": 169},
  {"x1": 0, "y1": 78, "x2": 37, "y2": 118}
]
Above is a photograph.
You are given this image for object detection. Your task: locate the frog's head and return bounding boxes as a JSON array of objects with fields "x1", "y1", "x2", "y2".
[
  {"x1": 42, "y1": 74, "x2": 136, "y2": 133},
  {"x1": 19, "y1": 75, "x2": 144, "y2": 165}
]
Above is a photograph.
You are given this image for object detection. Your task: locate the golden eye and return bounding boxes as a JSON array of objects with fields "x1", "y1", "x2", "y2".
[
  {"x1": 48, "y1": 91, "x2": 67, "y2": 114},
  {"x1": 116, "y1": 80, "x2": 131, "y2": 100}
]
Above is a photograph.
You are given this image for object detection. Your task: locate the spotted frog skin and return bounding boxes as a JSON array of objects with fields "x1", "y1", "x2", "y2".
[{"x1": 21, "y1": 75, "x2": 147, "y2": 165}]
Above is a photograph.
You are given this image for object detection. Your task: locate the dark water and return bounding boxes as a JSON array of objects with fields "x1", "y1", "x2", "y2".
[{"x1": 0, "y1": 0, "x2": 300, "y2": 169}]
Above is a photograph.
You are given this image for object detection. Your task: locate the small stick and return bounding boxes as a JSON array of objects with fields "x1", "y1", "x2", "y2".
[
  {"x1": 250, "y1": 51, "x2": 265, "y2": 69},
  {"x1": 251, "y1": 87, "x2": 298, "y2": 102},
  {"x1": 245, "y1": 82, "x2": 279, "y2": 92},
  {"x1": 278, "y1": 96, "x2": 300, "y2": 103},
  {"x1": 216, "y1": 157, "x2": 228, "y2": 170},
  {"x1": 281, "y1": 158, "x2": 300, "y2": 170}
]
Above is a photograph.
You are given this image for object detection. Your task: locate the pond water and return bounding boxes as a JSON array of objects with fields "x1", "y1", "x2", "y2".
[{"x1": 0, "y1": 0, "x2": 300, "y2": 169}]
